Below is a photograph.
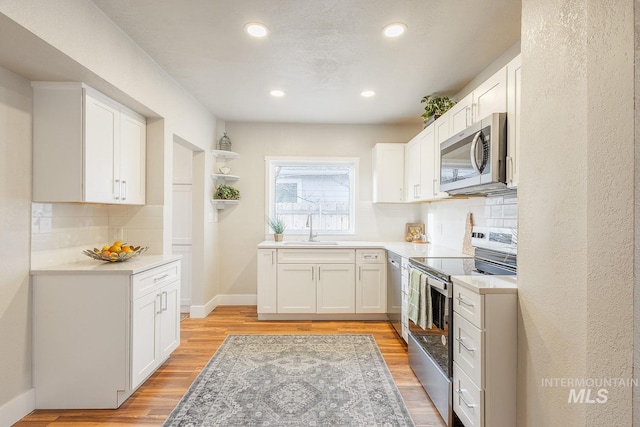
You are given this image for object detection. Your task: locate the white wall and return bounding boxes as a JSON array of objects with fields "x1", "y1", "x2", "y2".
[
  {"x1": 0, "y1": 0, "x2": 220, "y2": 418},
  {"x1": 219, "y1": 122, "x2": 422, "y2": 296},
  {"x1": 0, "y1": 66, "x2": 33, "y2": 420},
  {"x1": 518, "y1": 0, "x2": 634, "y2": 425}
]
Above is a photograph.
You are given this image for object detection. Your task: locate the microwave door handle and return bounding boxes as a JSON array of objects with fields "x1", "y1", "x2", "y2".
[{"x1": 469, "y1": 130, "x2": 483, "y2": 174}]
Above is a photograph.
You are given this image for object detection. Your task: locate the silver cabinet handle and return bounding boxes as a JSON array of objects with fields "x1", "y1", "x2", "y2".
[
  {"x1": 122, "y1": 180, "x2": 127, "y2": 200},
  {"x1": 162, "y1": 291, "x2": 168, "y2": 312},
  {"x1": 156, "y1": 294, "x2": 162, "y2": 314},
  {"x1": 507, "y1": 156, "x2": 514, "y2": 184},
  {"x1": 456, "y1": 295, "x2": 475, "y2": 308},
  {"x1": 415, "y1": 184, "x2": 420, "y2": 198},
  {"x1": 318, "y1": 266, "x2": 321, "y2": 281},
  {"x1": 114, "y1": 179, "x2": 121, "y2": 200},
  {"x1": 358, "y1": 266, "x2": 361, "y2": 281},
  {"x1": 154, "y1": 273, "x2": 170, "y2": 283},
  {"x1": 456, "y1": 337, "x2": 476, "y2": 353},
  {"x1": 271, "y1": 251, "x2": 274, "y2": 265},
  {"x1": 456, "y1": 388, "x2": 476, "y2": 409},
  {"x1": 311, "y1": 266, "x2": 314, "y2": 281},
  {"x1": 399, "y1": 187, "x2": 403, "y2": 201}
]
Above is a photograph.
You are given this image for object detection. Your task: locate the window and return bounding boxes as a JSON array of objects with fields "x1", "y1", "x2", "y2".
[{"x1": 266, "y1": 157, "x2": 358, "y2": 235}]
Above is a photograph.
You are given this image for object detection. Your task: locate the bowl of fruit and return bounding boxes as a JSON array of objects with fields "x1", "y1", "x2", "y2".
[{"x1": 83, "y1": 241, "x2": 149, "y2": 262}]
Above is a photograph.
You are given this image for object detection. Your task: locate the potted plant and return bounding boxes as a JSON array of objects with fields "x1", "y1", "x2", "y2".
[
  {"x1": 267, "y1": 216, "x2": 286, "y2": 242},
  {"x1": 213, "y1": 184, "x2": 240, "y2": 200},
  {"x1": 420, "y1": 95, "x2": 456, "y2": 126}
]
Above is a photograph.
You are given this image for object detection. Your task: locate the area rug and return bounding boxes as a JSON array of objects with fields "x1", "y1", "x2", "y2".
[{"x1": 163, "y1": 334, "x2": 415, "y2": 426}]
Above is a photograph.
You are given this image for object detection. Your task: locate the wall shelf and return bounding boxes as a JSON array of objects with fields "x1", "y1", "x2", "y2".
[
  {"x1": 211, "y1": 199, "x2": 240, "y2": 210},
  {"x1": 211, "y1": 149, "x2": 240, "y2": 160},
  {"x1": 210, "y1": 174, "x2": 240, "y2": 184}
]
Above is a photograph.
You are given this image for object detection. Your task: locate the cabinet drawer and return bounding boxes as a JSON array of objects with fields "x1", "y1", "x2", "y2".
[
  {"x1": 133, "y1": 262, "x2": 180, "y2": 300},
  {"x1": 356, "y1": 249, "x2": 386, "y2": 264},
  {"x1": 453, "y1": 284, "x2": 483, "y2": 327},
  {"x1": 277, "y1": 249, "x2": 355, "y2": 264},
  {"x1": 454, "y1": 362, "x2": 484, "y2": 427},
  {"x1": 453, "y1": 313, "x2": 483, "y2": 388}
]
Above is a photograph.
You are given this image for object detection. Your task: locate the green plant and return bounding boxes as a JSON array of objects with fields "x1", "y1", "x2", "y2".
[
  {"x1": 267, "y1": 216, "x2": 286, "y2": 234},
  {"x1": 214, "y1": 185, "x2": 240, "y2": 200},
  {"x1": 420, "y1": 95, "x2": 456, "y2": 121}
]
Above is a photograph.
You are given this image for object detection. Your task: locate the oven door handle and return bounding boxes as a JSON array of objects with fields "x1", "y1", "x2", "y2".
[{"x1": 455, "y1": 337, "x2": 476, "y2": 353}]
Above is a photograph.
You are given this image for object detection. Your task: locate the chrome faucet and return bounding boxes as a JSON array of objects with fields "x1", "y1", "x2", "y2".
[{"x1": 306, "y1": 214, "x2": 318, "y2": 242}]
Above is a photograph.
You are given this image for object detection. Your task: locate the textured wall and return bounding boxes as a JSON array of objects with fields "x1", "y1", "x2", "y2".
[{"x1": 519, "y1": 0, "x2": 634, "y2": 425}]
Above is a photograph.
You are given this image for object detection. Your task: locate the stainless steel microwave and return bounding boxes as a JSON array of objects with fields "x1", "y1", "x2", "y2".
[{"x1": 440, "y1": 112, "x2": 508, "y2": 195}]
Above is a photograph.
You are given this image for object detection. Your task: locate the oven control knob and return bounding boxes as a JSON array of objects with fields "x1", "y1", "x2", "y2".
[{"x1": 441, "y1": 335, "x2": 447, "y2": 346}]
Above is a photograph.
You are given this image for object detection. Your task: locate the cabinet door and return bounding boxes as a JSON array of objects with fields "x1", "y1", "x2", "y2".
[
  {"x1": 119, "y1": 109, "x2": 146, "y2": 205},
  {"x1": 356, "y1": 263, "x2": 386, "y2": 313},
  {"x1": 316, "y1": 264, "x2": 355, "y2": 313},
  {"x1": 418, "y1": 126, "x2": 436, "y2": 200},
  {"x1": 372, "y1": 143, "x2": 404, "y2": 203},
  {"x1": 405, "y1": 136, "x2": 421, "y2": 201},
  {"x1": 449, "y1": 94, "x2": 473, "y2": 134},
  {"x1": 158, "y1": 281, "x2": 180, "y2": 360},
  {"x1": 84, "y1": 91, "x2": 120, "y2": 203},
  {"x1": 277, "y1": 264, "x2": 316, "y2": 313},
  {"x1": 131, "y1": 291, "x2": 160, "y2": 389},
  {"x1": 435, "y1": 112, "x2": 451, "y2": 145},
  {"x1": 506, "y1": 54, "x2": 522, "y2": 188},
  {"x1": 257, "y1": 249, "x2": 277, "y2": 313},
  {"x1": 473, "y1": 65, "x2": 508, "y2": 121}
]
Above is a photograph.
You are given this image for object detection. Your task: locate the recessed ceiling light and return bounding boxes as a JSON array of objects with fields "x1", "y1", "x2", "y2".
[
  {"x1": 245, "y1": 23, "x2": 268, "y2": 38},
  {"x1": 361, "y1": 90, "x2": 376, "y2": 98},
  {"x1": 270, "y1": 90, "x2": 285, "y2": 97},
  {"x1": 383, "y1": 23, "x2": 407, "y2": 38}
]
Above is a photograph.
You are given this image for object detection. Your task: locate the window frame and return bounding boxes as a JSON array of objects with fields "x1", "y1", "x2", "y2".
[{"x1": 265, "y1": 156, "x2": 359, "y2": 236}]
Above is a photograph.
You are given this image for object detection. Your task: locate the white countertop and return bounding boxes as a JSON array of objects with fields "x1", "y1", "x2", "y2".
[
  {"x1": 452, "y1": 275, "x2": 518, "y2": 294},
  {"x1": 257, "y1": 240, "x2": 471, "y2": 259},
  {"x1": 31, "y1": 255, "x2": 182, "y2": 276}
]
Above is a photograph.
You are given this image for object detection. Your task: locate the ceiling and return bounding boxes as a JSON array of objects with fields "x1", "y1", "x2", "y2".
[{"x1": 91, "y1": 0, "x2": 521, "y2": 124}]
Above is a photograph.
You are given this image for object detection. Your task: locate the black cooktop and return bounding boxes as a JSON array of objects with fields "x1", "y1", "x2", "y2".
[{"x1": 409, "y1": 257, "x2": 475, "y2": 281}]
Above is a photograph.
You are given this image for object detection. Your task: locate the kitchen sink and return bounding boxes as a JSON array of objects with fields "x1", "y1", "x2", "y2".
[{"x1": 282, "y1": 241, "x2": 339, "y2": 245}]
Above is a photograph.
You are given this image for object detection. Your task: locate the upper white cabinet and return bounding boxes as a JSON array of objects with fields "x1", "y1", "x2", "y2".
[
  {"x1": 506, "y1": 54, "x2": 522, "y2": 188},
  {"x1": 404, "y1": 119, "x2": 446, "y2": 202},
  {"x1": 472, "y1": 65, "x2": 508, "y2": 121},
  {"x1": 449, "y1": 94, "x2": 473, "y2": 135},
  {"x1": 372, "y1": 143, "x2": 405, "y2": 203},
  {"x1": 405, "y1": 136, "x2": 422, "y2": 202},
  {"x1": 32, "y1": 83, "x2": 146, "y2": 205}
]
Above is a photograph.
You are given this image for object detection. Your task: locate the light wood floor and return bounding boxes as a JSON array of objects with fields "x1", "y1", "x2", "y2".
[{"x1": 15, "y1": 306, "x2": 446, "y2": 427}]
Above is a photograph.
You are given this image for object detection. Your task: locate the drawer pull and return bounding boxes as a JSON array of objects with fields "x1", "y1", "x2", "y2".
[
  {"x1": 456, "y1": 295, "x2": 475, "y2": 308},
  {"x1": 363, "y1": 254, "x2": 378, "y2": 260},
  {"x1": 456, "y1": 337, "x2": 476, "y2": 353},
  {"x1": 153, "y1": 273, "x2": 170, "y2": 283},
  {"x1": 456, "y1": 388, "x2": 477, "y2": 409}
]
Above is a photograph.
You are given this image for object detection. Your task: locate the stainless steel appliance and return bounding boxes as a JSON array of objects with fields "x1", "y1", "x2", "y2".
[
  {"x1": 407, "y1": 227, "x2": 517, "y2": 425},
  {"x1": 386, "y1": 251, "x2": 402, "y2": 338},
  {"x1": 440, "y1": 112, "x2": 508, "y2": 195}
]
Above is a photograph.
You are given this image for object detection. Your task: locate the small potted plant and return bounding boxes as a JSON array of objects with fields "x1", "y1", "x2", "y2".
[
  {"x1": 213, "y1": 184, "x2": 240, "y2": 200},
  {"x1": 420, "y1": 95, "x2": 456, "y2": 127},
  {"x1": 267, "y1": 216, "x2": 286, "y2": 242}
]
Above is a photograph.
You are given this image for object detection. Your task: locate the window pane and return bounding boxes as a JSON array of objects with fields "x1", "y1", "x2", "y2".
[{"x1": 273, "y1": 163, "x2": 353, "y2": 232}]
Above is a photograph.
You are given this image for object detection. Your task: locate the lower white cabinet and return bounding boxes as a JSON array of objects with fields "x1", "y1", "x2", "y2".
[
  {"x1": 451, "y1": 279, "x2": 517, "y2": 427},
  {"x1": 32, "y1": 258, "x2": 181, "y2": 409},
  {"x1": 257, "y1": 248, "x2": 386, "y2": 317}
]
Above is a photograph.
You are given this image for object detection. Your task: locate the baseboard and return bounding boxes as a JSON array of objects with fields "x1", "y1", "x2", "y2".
[
  {"x1": 189, "y1": 294, "x2": 257, "y2": 318},
  {"x1": 0, "y1": 388, "x2": 35, "y2": 427}
]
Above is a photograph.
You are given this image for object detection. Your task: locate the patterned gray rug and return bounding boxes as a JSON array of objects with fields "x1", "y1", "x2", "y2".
[{"x1": 163, "y1": 334, "x2": 415, "y2": 426}]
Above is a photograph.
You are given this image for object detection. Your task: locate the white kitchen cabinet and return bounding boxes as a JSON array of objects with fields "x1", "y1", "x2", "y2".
[
  {"x1": 405, "y1": 135, "x2": 422, "y2": 202},
  {"x1": 451, "y1": 278, "x2": 517, "y2": 427},
  {"x1": 506, "y1": 54, "x2": 522, "y2": 188},
  {"x1": 372, "y1": 143, "x2": 405, "y2": 203},
  {"x1": 316, "y1": 264, "x2": 356, "y2": 313},
  {"x1": 355, "y1": 249, "x2": 386, "y2": 313},
  {"x1": 449, "y1": 93, "x2": 473, "y2": 134},
  {"x1": 435, "y1": 110, "x2": 451, "y2": 145},
  {"x1": 472, "y1": 65, "x2": 508, "y2": 122},
  {"x1": 32, "y1": 82, "x2": 146, "y2": 205},
  {"x1": 277, "y1": 263, "x2": 317, "y2": 313},
  {"x1": 257, "y1": 249, "x2": 277, "y2": 313},
  {"x1": 32, "y1": 258, "x2": 181, "y2": 409}
]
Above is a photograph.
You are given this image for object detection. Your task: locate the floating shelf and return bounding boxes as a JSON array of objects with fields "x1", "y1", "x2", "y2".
[
  {"x1": 210, "y1": 174, "x2": 240, "y2": 184},
  {"x1": 210, "y1": 199, "x2": 240, "y2": 210},
  {"x1": 211, "y1": 149, "x2": 240, "y2": 160}
]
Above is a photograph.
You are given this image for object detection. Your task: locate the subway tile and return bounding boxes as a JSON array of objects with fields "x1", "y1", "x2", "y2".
[
  {"x1": 490, "y1": 205, "x2": 504, "y2": 218},
  {"x1": 32, "y1": 218, "x2": 40, "y2": 234},
  {"x1": 39, "y1": 217, "x2": 52, "y2": 234},
  {"x1": 504, "y1": 219, "x2": 518, "y2": 228},
  {"x1": 503, "y1": 193, "x2": 518, "y2": 204},
  {"x1": 486, "y1": 196, "x2": 504, "y2": 205},
  {"x1": 32, "y1": 234, "x2": 59, "y2": 252},
  {"x1": 503, "y1": 204, "x2": 518, "y2": 219},
  {"x1": 52, "y1": 203, "x2": 89, "y2": 217}
]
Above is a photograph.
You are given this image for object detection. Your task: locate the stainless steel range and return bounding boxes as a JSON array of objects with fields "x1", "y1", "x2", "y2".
[{"x1": 407, "y1": 227, "x2": 517, "y2": 425}]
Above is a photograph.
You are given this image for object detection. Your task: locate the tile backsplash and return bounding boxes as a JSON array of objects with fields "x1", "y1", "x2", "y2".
[
  {"x1": 31, "y1": 203, "x2": 164, "y2": 268},
  {"x1": 421, "y1": 193, "x2": 518, "y2": 251}
]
